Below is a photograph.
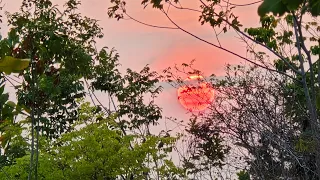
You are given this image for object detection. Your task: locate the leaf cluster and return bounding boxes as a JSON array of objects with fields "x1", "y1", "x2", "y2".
[{"x1": 258, "y1": 0, "x2": 320, "y2": 17}]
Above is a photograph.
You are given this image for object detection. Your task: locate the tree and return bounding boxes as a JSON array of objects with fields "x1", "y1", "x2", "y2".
[
  {"x1": 4, "y1": 0, "x2": 103, "y2": 139},
  {"x1": 0, "y1": 100, "x2": 185, "y2": 180},
  {"x1": 0, "y1": 0, "x2": 106, "y2": 178},
  {"x1": 107, "y1": 0, "x2": 320, "y2": 178}
]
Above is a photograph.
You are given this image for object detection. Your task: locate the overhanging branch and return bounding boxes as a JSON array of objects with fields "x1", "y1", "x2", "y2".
[{"x1": 160, "y1": 9, "x2": 299, "y2": 81}]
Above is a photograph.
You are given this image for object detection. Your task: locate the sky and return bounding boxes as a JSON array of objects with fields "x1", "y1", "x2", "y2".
[{"x1": 0, "y1": 0, "x2": 261, "y2": 126}]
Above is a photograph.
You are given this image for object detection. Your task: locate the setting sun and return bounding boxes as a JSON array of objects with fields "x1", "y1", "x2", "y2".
[{"x1": 177, "y1": 75, "x2": 214, "y2": 112}]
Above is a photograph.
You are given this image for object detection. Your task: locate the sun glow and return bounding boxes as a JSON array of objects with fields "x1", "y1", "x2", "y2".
[{"x1": 177, "y1": 75, "x2": 214, "y2": 112}]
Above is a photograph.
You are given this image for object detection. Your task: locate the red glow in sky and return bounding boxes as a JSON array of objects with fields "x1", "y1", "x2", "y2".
[{"x1": 177, "y1": 75, "x2": 214, "y2": 112}]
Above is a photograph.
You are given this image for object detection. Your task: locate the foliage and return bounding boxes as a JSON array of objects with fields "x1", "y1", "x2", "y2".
[
  {"x1": 0, "y1": 75, "x2": 29, "y2": 168},
  {"x1": 258, "y1": 0, "x2": 320, "y2": 17},
  {"x1": 0, "y1": 0, "x2": 104, "y2": 139},
  {"x1": 91, "y1": 48, "x2": 163, "y2": 130},
  {"x1": 0, "y1": 154, "x2": 64, "y2": 180},
  {"x1": 0, "y1": 101, "x2": 185, "y2": 180},
  {"x1": 182, "y1": 116, "x2": 230, "y2": 176},
  {"x1": 237, "y1": 170, "x2": 250, "y2": 180}
]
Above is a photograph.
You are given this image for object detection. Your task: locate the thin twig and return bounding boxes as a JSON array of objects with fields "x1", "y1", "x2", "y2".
[
  {"x1": 124, "y1": 11, "x2": 178, "y2": 30},
  {"x1": 221, "y1": 0, "x2": 262, "y2": 7},
  {"x1": 214, "y1": 28, "x2": 222, "y2": 47}
]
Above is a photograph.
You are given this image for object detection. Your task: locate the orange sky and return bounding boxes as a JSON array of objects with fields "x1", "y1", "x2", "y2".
[{"x1": 0, "y1": 0, "x2": 261, "y2": 120}]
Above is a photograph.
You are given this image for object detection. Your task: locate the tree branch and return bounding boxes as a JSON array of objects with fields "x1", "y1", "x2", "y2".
[
  {"x1": 221, "y1": 0, "x2": 263, "y2": 7},
  {"x1": 166, "y1": 0, "x2": 301, "y2": 76},
  {"x1": 166, "y1": 1, "x2": 201, "y2": 13},
  {"x1": 293, "y1": 13, "x2": 317, "y2": 130},
  {"x1": 293, "y1": 14, "x2": 314, "y2": 80},
  {"x1": 198, "y1": 0, "x2": 302, "y2": 75},
  {"x1": 124, "y1": 11, "x2": 178, "y2": 30},
  {"x1": 160, "y1": 9, "x2": 299, "y2": 81}
]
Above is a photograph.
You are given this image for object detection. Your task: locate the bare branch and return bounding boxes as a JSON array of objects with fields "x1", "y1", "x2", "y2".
[
  {"x1": 123, "y1": 11, "x2": 178, "y2": 29},
  {"x1": 214, "y1": 28, "x2": 222, "y2": 47},
  {"x1": 221, "y1": 0, "x2": 263, "y2": 7},
  {"x1": 166, "y1": 1, "x2": 202, "y2": 13}
]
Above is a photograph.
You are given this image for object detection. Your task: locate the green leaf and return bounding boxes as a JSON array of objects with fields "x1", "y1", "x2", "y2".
[
  {"x1": 6, "y1": 101, "x2": 16, "y2": 108},
  {"x1": 0, "y1": 93, "x2": 9, "y2": 104},
  {"x1": 0, "y1": 40, "x2": 11, "y2": 59},
  {"x1": 282, "y1": 0, "x2": 303, "y2": 11},
  {"x1": 20, "y1": 104, "x2": 31, "y2": 114},
  {"x1": 237, "y1": 170, "x2": 251, "y2": 180},
  {"x1": 309, "y1": 0, "x2": 320, "y2": 16},
  {"x1": 258, "y1": 0, "x2": 288, "y2": 17},
  {"x1": 0, "y1": 85, "x2": 5, "y2": 95},
  {"x1": 0, "y1": 56, "x2": 30, "y2": 74}
]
